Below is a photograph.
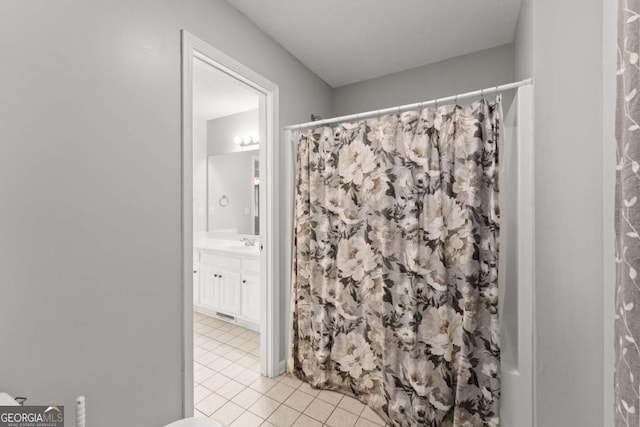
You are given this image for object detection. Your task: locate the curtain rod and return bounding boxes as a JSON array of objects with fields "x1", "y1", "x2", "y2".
[{"x1": 284, "y1": 78, "x2": 533, "y2": 131}]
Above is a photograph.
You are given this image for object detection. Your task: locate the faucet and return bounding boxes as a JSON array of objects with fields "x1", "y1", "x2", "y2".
[{"x1": 241, "y1": 237, "x2": 257, "y2": 247}]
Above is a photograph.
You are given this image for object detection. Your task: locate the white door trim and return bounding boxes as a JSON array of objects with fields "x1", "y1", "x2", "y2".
[{"x1": 180, "y1": 30, "x2": 280, "y2": 417}]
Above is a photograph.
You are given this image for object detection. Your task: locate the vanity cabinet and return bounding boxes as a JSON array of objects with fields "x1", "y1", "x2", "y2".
[
  {"x1": 194, "y1": 248, "x2": 260, "y2": 327},
  {"x1": 200, "y1": 265, "x2": 221, "y2": 308},
  {"x1": 193, "y1": 252, "x2": 200, "y2": 304},
  {"x1": 218, "y1": 268, "x2": 242, "y2": 315},
  {"x1": 241, "y1": 273, "x2": 260, "y2": 322}
]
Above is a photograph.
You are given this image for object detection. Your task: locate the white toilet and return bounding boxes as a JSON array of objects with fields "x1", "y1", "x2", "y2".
[{"x1": 164, "y1": 417, "x2": 227, "y2": 427}]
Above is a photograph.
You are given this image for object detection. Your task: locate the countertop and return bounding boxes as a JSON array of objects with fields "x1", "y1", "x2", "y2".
[{"x1": 194, "y1": 239, "x2": 260, "y2": 257}]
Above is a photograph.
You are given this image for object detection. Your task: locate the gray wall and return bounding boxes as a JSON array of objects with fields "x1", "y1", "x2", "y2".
[
  {"x1": 331, "y1": 44, "x2": 514, "y2": 116},
  {"x1": 0, "y1": 1, "x2": 331, "y2": 426},
  {"x1": 525, "y1": 0, "x2": 605, "y2": 425},
  {"x1": 207, "y1": 109, "x2": 259, "y2": 156}
]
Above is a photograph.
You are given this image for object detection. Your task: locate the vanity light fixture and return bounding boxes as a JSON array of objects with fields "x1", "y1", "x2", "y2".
[{"x1": 234, "y1": 134, "x2": 259, "y2": 147}]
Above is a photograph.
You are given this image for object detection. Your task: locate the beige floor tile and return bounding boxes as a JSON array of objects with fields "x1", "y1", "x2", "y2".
[
  {"x1": 235, "y1": 369, "x2": 262, "y2": 386},
  {"x1": 316, "y1": 389, "x2": 343, "y2": 405},
  {"x1": 195, "y1": 392, "x2": 228, "y2": 416},
  {"x1": 290, "y1": 414, "x2": 322, "y2": 427},
  {"x1": 221, "y1": 363, "x2": 246, "y2": 378},
  {"x1": 355, "y1": 416, "x2": 383, "y2": 427},
  {"x1": 201, "y1": 339, "x2": 220, "y2": 352},
  {"x1": 303, "y1": 398, "x2": 335, "y2": 423},
  {"x1": 202, "y1": 372, "x2": 231, "y2": 391},
  {"x1": 194, "y1": 409, "x2": 207, "y2": 418},
  {"x1": 338, "y1": 395, "x2": 365, "y2": 416},
  {"x1": 238, "y1": 329, "x2": 259, "y2": 340},
  {"x1": 218, "y1": 323, "x2": 236, "y2": 332},
  {"x1": 359, "y1": 406, "x2": 385, "y2": 425},
  {"x1": 238, "y1": 340, "x2": 260, "y2": 352},
  {"x1": 283, "y1": 390, "x2": 314, "y2": 412},
  {"x1": 194, "y1": 384, "x2": 213, "y2": 404},
  {"x1": 228, "y1": 325, "x2": 247, "y2": 335},
  {"x1": 206, "y1": 328, "x2": 226, "y2": 339},
  {"x1": 260, "y1": 422, "x2": 277, "y2": 427},
  {"x1": 325, "y1": 407, "x2": 358, "y2": 427},
  {"x1": 217, "y1": 379, "x2": 247, "y2": 399},
  {"x1": 266, "y1": 405, "x2": 301, "y2": 427},
  {"x1": 198, "y1": 351, "x2": 220, "y2": 367},
  {"x1": 196, "y1": 325, "x2": 214, "y2": 335},
  {"x1": 213, "y1": 357, "x2": 234, "y2": 370},
  {"x1": 249, "y1": 376, "x2": 279, "y2": 393},
  {"x1": 194, "y1": 335, "x2": 209, "y2": 346},
  {"x1": 237, "y1": 354, "x2": 260, "y2": 369},
  {"x1": 194, "y1": 366, "x2": 216, "y2": 383},
  {"x1": 296, "y1": 382, "x2": 320, "y2": 397},
  {"x1": 194, "y1": 346, "x2": 208, "y2": 359},
  {"x1": 278, "y1": 375, "x2": 303, "y2": 390},
  {"x1": 248, "y1": 396, "x2": 281, "y2": 419},
  {"x1": 228, "y1": 336, "x2": 247, "y2": 347},
  {"x1": 267, "y1": 382, "x2": 295, "y2": 403},
  {"x1": 232, "y1": 387, "x2": 263, "y2": 409},
  {"x1": 211, "y1": 343, "x2": 235, "y2": 356},
  {"x1": 212, "y1": 401, "x2": 245, "y2": 425},
  {"x1": 225, "y1": 348, "x2": 248, "y2": 361},
  {"x1": 230, "y1": 411, "x2": 264, "y2": 427}
]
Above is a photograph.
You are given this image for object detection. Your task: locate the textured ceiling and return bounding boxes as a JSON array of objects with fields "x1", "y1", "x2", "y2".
[
  {"x1": 193, "y1": 57, "x2": 258, "y2": 121},
  {"x1": 225, "y1": 0, "x2": 523, "y2": 87}
]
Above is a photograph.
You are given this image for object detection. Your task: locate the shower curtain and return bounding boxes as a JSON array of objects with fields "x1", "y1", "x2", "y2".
[
  {"x1": 289, "y1": 99, "x2": 502, "y2": 426},
  {"x1": 616, "y1": 1, "x2": 640, "y2": 425}
]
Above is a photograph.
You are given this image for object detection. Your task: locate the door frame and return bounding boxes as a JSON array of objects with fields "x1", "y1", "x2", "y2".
[{"x1": 180, "y1": 30, "x2": 280, "y2": 417}]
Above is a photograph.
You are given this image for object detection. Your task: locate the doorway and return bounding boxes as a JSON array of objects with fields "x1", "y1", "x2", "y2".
[{"x1": 181, "y1": 31, "x2": 280, "y2": 418}]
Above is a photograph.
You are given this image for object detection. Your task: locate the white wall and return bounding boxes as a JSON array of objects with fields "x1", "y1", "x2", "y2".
[
  {"x1": 207, "y1": 109, "x2": 259, "y2": 156},
  {"x1": 331, "y1": 44, "x2": 514, "y2": 116},
  {"x1": 0, "y1": 1, "x2": 331, "y2": 426},
  {"x1": 208, "y1": 151, "x2": 256, "y2": 234},
  {"x1": 529, "y1": 0, "x2": 605, "y2": 425},
  {"x1": 193, "y1": 119, "x2": 208, "y2": 232}
]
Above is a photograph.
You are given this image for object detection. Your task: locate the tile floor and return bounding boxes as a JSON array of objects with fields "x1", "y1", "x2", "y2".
[{"x1": 193, "y1": 312, "x2": 386, "y2": 427}]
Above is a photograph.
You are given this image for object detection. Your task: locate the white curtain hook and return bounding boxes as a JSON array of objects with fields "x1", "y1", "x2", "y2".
[
  {"x1": 435, "y1": 98, "x2": 439, "y2": 109},
  {"x1": 455, "y1": 94, "x2": 458, "y2": 106}
]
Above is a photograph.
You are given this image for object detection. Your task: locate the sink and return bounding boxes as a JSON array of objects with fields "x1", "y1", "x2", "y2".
[{"x1": 219, "y1": 242, "x2": 259, "y2": 253}]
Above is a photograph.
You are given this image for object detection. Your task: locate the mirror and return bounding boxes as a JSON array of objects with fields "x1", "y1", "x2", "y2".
[{"x1": 207, "y1": 151, "x2": 259, "y2": 235}]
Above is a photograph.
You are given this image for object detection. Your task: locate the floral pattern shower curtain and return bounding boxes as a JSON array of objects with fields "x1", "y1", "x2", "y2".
[
  {"x1": 289, "y1": 99, "x2": 502, "y2": 426},
  {"x1": 616, "y1": 1, "x2": 640, "y2": 425}
]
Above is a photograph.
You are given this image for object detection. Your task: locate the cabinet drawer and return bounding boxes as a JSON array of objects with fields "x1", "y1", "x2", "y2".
[
  {"x1": 201, "y1": 252, "x2": 241, "y2": 270},
  {"x1": 243, "y1": 258, "x2": 260, "y2": 274}
]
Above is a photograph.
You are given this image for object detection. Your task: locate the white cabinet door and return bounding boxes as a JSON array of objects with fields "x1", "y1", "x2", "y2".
[
  {"x1": 193, "y1": 266, "x2": 200, "y2": 304},
  {"x1": 200, "y1": 265, "x2": 220, "y2": 309},
  {"x1": 242, "y1": 273, "x2": 261, "y2": 322},
  {"x1": 218, "y1": 268, "x2": 242, "y2": 315},
  {"x1": 193, "y1": 251, "x2": 200, "y2": 304}
]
